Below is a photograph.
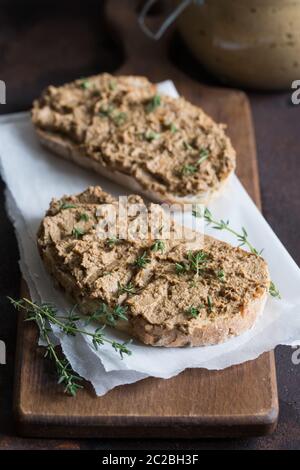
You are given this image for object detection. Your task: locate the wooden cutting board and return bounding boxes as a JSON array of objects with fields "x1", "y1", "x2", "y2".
[{"x1": 13, "y1": 0, "x2": 278, "y2": 438}]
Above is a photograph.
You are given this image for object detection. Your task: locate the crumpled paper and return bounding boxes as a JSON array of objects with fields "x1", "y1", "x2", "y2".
[{"x1": 1, "y1": 81, "x2": 300, "y2": 396}]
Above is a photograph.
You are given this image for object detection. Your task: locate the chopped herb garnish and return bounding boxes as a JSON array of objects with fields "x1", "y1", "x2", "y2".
[
  {"x1": 113, "y1": 112, "x2": 127, "y2": 126},
  {"x1": 207, "y1": 295, "x2": 213, "y2": 313},
  {"x1": 144, "y1": 130, "x2": 160, "y2": 141},
  {"x1": 72, "y1": 227, "x2": 85, "y2": 239},
  {"x1": 79, "y1": 213, "x2": 89, "y2": 222},
  {"x1": 217, "y1": 269, "x2": 225, "y2": 282},
  {"x1": 99, "y1": 104, "x2": 114, "y2": 117},
  {"x1": 180, "y1": 164, "x2": 197, "y2": 176},
  {"x1": 118, "y1": 282, "x2": 137, "y2": 296},
  {"x1": 180, "y1": 147, "x2": 209, "y2": 176},
  {"x1": 151, "y1": 240, "x2": 165, "y2": 253},
  {"x1": 134, "y1": 251, "x2": 151, "y2": 269},
  {"x1": 80, "y1": 80, "x2": 90, "y2": 90},
  {"x1": 197, "y1": 148, "x2": 209, "y2": 164},
  {"x1": 183, "y1": 141, "x2": 193, "y2": 151},
  {"x1": 60, "y1": 202, "x2": 77, "y2": 210},
  {"x1": 175, "y1": 262, "x2": 189, "y2": 275},
  {"x1": 186, "y1": 306, "x2": 200, "y2": 318},
  {"x1": 169, "y1": 123, "x2": 178, "y2": 133},
  {"x1": 109, "y1": 80, "x2": 117, "y2": 91},
  {"x1": 187, "y1": 251, "x2": 208, "y2": 277},
  {"x1": 202, "y1": 208, "x2": 263, "y2": 256},
  {"x1": 269, "y1": 281, "x2": 281, "y2": 299},
  {"x1": 106, "y1": 237, "x2": 120, "y2": 248},
  {"x1": 175, "y1": 250, "x2": 208, "y2": 277},
  {"x1": 146, "y1": 94, "x2": 161, "y2": 113}
]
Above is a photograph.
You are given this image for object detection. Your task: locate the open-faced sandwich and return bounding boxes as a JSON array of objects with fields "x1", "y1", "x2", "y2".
[
  {"x1": 37, "y1": 186, "x2": 270, "y2": 347},
  {"x1": 32, "y1": 74, "x2": 236, "y2": 204}
]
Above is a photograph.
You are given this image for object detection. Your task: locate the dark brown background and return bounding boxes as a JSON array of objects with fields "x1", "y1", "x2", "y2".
[{"x1": 0, "y1": 0, "x2": 299, "y2": 450}]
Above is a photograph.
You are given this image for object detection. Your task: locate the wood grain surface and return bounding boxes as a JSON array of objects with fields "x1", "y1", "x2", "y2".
[{"x1": 13, "y1": 0, "x2": 278, "y2": 439}]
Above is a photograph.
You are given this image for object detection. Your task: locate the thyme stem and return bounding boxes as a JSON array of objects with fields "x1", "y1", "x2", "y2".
[{"x1": 8, "y1": 297, "x2": 133, "y2": 395}]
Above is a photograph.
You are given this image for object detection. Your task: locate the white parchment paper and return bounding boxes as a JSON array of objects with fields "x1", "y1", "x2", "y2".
[{"x1": 1, "y1": 81, "x2": 300, "y2": 396}]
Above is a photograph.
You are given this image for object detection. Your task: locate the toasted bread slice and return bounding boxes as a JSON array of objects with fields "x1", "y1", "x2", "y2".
[
  {"x1": 32, "y1": 74, "x2": 236, "y2": 204},
  {"x1": 37, "y1": 186, "x2": 270, "y2": 347}
]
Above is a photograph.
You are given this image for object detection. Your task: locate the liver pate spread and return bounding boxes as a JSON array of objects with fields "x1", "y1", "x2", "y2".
[
  {"x1": 32, "y1": 74, "x2": 236, "y2": 198},
  {"x1": 37, "y1": 187, "x2": 269, "y2": 347}
]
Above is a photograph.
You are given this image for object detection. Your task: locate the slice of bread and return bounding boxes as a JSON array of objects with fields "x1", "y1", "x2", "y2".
[
  {"x1": 32, "y1": 74, "x2": 236, "y2": 205},
  {"x1": 37, "y1": 186, "x2": 270, "y2": 347}
]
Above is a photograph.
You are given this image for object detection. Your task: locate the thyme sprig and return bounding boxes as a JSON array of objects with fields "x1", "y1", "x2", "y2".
[
  {"x1": 87, "y1": 302, "x2": 129, "y2": 326},
  {"x1": 175, "y1": 250, "x2": 208, "y2": 277},
  {"x1": 180, "y1": 148, "x2": 210, "y2": 176},
  {"x1": 193, "y1": 207, "x2": 281, "y2": 299},
  {"x1": 207, "y1": 295, "x2": 214, "y2": 313},
  {"x1": 9, "y1": 297, "x2": 132, "y2": 395},
  {"x1": 118, "y1": 282, "x2": 137, "y2": 296},
  {"x1": 200, "y1": 207, "x2": 263, "y2": 256},
  {"x1": 134, "y1": 251, "x2": 151, "y2": 269},
  {"x1": 113, "y1": 112, "x2": 127, "y2": 126},
  {"x1": 60, "y1": 202, "x2": 77, "y2": 210},
  {"x1": 79, "y1": 212, "x2": 89, "y2": 222},
  {"x1": 72, "y1": 227, "x2": 85, "y2": 239},
  {"x1": 80, "y1": 79, "x2": 90, "y2": 90},
  {"x1": 169, "y1": 122, "x2": 178, "y2": 133}
]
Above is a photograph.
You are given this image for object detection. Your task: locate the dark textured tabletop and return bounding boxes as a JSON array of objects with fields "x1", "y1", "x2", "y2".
[{"x1": 0, "y1": 0, "x2": 299, "y2": 450}]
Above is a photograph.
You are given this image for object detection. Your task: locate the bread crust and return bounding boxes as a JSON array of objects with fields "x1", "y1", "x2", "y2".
[
  {"x1": 127, "y1": 293, "x2": 268, "y2": 347},
  {"x1": 36, "y1": 128, "x2": 233, "y2": 206},
  {"x1": 37, "y1": 186, "x2": 270, "y2": 348}
]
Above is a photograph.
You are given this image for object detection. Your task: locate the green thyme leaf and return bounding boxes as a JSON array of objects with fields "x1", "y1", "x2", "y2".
[
  {"x1": 60, "y1": 202, "x2": 77, "y2": 210},
  {"x1": 217, "y1": 269, "x2": 225, "y2": 282},
  {"x1": 72, "y1": 227, "x2": 85, "y2": 239},
  {"x1": 183, "y1": 141, "x2": 193, "y2": 151},
  {"x1": 192, "y1": 208, "x2": 202, "y2": 218},
  {"x1": 207, "y1": 295, "x2": 213, "y2": 313},
  {"x1": 109, "y1": 80, "x2": 117, "y2": 91},
  {"x1": 151, "y1": 240, "x2": 165, "y2": 253},
  {"x1": 106, "y1": 237, "x2": 120, "y2": 248},
  {"x1": 118, "y1": 282, "x2": 137, "y2": 296},
  {"x1": 80, "y1": 80, "x2": 90, "y2": 90},
  {"x1": 169, "y1": 122, "x2": 178, "y2": 133},
  {"x1": 134, "y1": 251, "x2": 151, "y2": 269},
  {"x1": 187, "y1": 250, "x2": 208, "y2": 277},
  {"x1": 269, "y1": 281, "x2": 281, "y2": 299},
  {"x1": 144, "y1": 130, "x2": 160, "y2": 141},
  {"x1": 146, "y1": 94, "x2": 161, "y2": 113},
  {"x1": 112, "y1": 339, "x2": 132, "y2": 359},
  {"x1": 99, "y1": 104, "x2": 114, "y2": 117},
  {"x1": 79, "y1": 213, "x2": 89, "y2": 222},
  {"x1": 186, "y1": 306, "x2": 199, "y2": 318},
  {"x1": 180, "y1": 164, "x2": 197, "y2": 176},
  {"x1": 113, "y1": 112, "x2": 127, "y2": 126},
  {"x1": 89, "y1": 302, "x2": 128, "y2": 326},
  {"x1": 175, "y1": 262, "x2": 189, "y2": 274},
  {"x1": 197, "y1": 148, "x2": 209, "y2": 164}
]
